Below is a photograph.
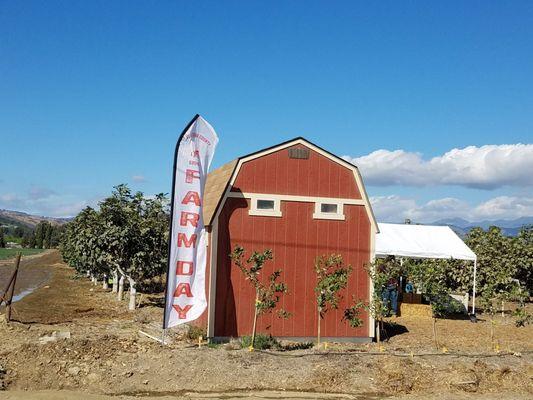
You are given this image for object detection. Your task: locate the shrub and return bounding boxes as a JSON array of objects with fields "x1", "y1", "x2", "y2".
[
  {"x1": 187, "y1": 325, "x2": 207, "y2": 340},
  {"x1": 240, "y1": 334, "x2": 280, "y2": 350}
]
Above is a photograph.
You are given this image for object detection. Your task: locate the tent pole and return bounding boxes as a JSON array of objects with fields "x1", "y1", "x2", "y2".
[{"x1": 472, "y1": 259, "x2": 477, "y2": 315}]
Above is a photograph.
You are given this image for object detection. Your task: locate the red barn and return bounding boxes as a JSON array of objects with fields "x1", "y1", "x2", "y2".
[{"x1": 200, "y1": 138, "x2": 378, "y2": 341}]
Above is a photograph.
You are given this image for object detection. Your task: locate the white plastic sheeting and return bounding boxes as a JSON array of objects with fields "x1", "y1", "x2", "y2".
[
  {"x1": 375, "y1": 223, "x2": 478, "y2": 314},
  {"x1": 376, "y1": 223, "x2": 476, "y2": 261}
]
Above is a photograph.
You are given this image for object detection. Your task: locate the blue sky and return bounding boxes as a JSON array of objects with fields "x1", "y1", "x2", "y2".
[{"x1": 1, "y1": 1, "x2": 532, "y2": 221}]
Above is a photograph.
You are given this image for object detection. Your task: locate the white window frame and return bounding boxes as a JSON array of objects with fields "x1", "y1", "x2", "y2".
[
  {"x1": 249, "y1": 196, "x2": 282, "y2": 217},
  {"x1": 313, "y1": 201, "x2": 345, "y2": 220}
]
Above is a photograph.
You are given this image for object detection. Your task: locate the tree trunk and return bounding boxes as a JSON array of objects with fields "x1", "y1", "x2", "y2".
[
  {"x1": 128, "y1": 277, "x2": 136, "y2": 311},
  {"x1": 86, "y1": 270, "x2": 90, "y2": 277},
  {"x1": 102, "y1": 274, "x2": 108, "y2": 290},
  {"x1": 118, "y1": 275, "x2": 125, "y2": 301},
  {"x1": 432, "y1": 317, "x2": 438, "y2": 349},
  {"x1": 376, "y1": 319, "x2": 381, "y2": 344},
  {"x1": 317, "y1": 307, "x2": 321, "y2": 347},
  {"x1": 501, "y1": 301, "x2": 505, "y2": 318},
  {"x1": 112, "y1": 269, "x2": 118, "y2": 293},
  {"x1": 251, "y1": 295, "x2": 259, "y2": 349}
]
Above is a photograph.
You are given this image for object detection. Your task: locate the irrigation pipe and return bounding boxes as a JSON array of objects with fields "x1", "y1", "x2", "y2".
[{"x1": 252, "y1": 349, "x2": 532, "y2": 358}]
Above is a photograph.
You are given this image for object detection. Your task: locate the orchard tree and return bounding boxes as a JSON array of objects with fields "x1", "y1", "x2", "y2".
[
  {"x1": 314, "y1": 254, "x2": 352, "y2": 346},
  {"x1": 99, "y1": 185, "x2": 168, "y2": 309},
  {"x1": 514, "y1": 226, "x2": 533, "y2": 295},
  {"x1": 68, "y1": 207, "x2": 109, "y2": 284},
  {"x1": 230, "y1": 246, "x2": 289, "y2": 350},
  {"x1": 61, "y1": 184, "x2": 169, "y2": 310},
  {"x1": 0, "y1": 227, "x2": 5, "y2": 248},
  {"x1": 406, "y1": 258, "x2": 456, "y2": 349},
  {"x1": 465, "y1": 227, "x2": 516, "y2": 300},
  {"x1": 364, "y1": 257, "x2": 401, "y2": 344}
]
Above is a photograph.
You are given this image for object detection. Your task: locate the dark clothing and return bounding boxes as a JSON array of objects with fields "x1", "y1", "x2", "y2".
[{"x1": 382, "y1": 285, "x2": 398, "y2": 316}]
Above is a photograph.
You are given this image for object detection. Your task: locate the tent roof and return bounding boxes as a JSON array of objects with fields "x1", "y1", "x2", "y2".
[{"x1": 376, "y1": 223, "x2": 476, "y2": 261}]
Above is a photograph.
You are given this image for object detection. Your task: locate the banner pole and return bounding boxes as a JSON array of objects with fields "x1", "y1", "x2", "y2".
[{"x1": 162, "y1": 114, "x2": 200, "y2": 330}]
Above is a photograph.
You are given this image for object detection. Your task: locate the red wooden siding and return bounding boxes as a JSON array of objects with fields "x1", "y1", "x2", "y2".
[
  {"x1": 214, "y1": 199, "x2": 371, "y2": 338},
  {"x1": 232, "y1": 144, "x2": 362, "y2": 199}
]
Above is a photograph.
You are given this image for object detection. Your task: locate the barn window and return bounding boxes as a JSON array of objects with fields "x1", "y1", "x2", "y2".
[
  {"x1": 249, "y1": 197, "x2": 282, "y2": 217},
  {"x1": 313, "y1": 202, "x2": 345, "y2": 220},
  {"x1": 321, "y1": 203, "x2": 338, "y2": 214},
  {"x1": 257, "y1": 200, "x2": 275, "y2": 210}
]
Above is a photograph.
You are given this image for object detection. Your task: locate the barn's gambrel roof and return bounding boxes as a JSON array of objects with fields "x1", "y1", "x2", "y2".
[{"x1": 203, "y1": 137, "x2": 378, "y2": 231}]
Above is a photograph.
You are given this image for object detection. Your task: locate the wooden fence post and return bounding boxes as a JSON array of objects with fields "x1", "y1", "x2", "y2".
[{"x1": 4, "y1": 253, "x2": 21, "y2": 322}]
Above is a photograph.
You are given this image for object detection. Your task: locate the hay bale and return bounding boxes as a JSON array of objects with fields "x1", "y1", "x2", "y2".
[{"x1": 400, "y1": 303, "x2": 432, "y2": 317}]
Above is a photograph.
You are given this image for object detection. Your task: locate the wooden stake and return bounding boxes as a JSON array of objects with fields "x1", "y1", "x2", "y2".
[
  {"x1": 317, "y1": 307, "x2": 321, "y2": 346},
  {"x1": 432, "y1": 317, "x2": 438, "y2": 350},
  {"x1": 251, "y1": 295, "x2": 259, "y2": 350},
  {"x1": 5, "y1": 253, "x2": 21, "y2": 322},
  {"x1": 0, "y1": 269, "x2": 17, "y2": 305}
]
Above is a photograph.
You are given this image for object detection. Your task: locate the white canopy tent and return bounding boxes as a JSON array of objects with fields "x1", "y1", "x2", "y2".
[{"x1": 376, "y1": 223, "x2": 478, "y2": 314}]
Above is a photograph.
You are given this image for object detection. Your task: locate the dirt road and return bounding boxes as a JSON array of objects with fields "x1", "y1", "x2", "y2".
[
  {"x1": 0, "y1": 390, "x2": 530, "y2": 400},
  {"x1": 0, "y1": 251, "x2": 532, "y2": 399}
]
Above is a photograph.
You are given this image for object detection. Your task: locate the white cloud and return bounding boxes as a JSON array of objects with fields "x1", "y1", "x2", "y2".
[
  {"x1": 132, "y1": 175, "x2": 147, "y2": 183},
  {"x1": 0, "y1": 193, "x2": 21, "y2": 204},
  {"x1": 344, "y1": 144, "x2": 533, "y2": 189},
  {"x1": 473, "y1": 196, "x2": 533, "y2": 220},
  {"x1": 28, "y1": 185, "x2": 56, "y2": 200},
  {"x1": 0, "y1": 192, "x2": 99, "y2": 218},
  {"x1": 371, "y1": 195, "x2": 533, "y2": 223}
]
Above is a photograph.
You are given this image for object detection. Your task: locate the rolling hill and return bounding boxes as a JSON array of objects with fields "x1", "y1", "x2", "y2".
[
  {"x1": 431, "y1": 216, "x2": 533, "y2": 237},
  {"x1": 0, "y1": 209, "x2": 70, "y2": 230}
]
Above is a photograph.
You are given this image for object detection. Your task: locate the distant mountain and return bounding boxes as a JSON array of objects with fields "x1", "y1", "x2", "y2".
[
  {"x1": 431, "y1": 216, "x2": 533, "y2": 237},
  {"x1": 0, "y1": 209, "x2": 70, "y2": 230}
]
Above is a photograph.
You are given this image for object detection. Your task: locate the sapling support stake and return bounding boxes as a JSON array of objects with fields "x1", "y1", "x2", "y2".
[
  {"x1": 251, "y1": 296, "x2": 259, "y2": 349},
  {"x1": 433, "y1": 317, "x2": 438, "y2": 350}
]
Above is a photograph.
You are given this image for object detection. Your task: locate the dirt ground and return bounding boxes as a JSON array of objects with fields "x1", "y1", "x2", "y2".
[{"x1": 0, "y1": 251, "x2": 532, "y2": 400}]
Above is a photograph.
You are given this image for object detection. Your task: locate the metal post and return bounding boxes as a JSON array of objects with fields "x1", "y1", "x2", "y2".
[
  {"x1": 472, "y1": 259, "x2": 477, "y2": 315},
  {"x1": 5, "y1": 253, "x2": 21, "y2": 322}
]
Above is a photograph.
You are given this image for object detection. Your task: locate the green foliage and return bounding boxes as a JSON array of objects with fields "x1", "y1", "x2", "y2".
[
  {"x1": 240, "y1": 334, "x2": 280, "y2": 350},
  {"x1": 0, "y1": 227, "x2": 5, "y2": 248},
  {"x1": 416, "y1": 226, "x2": 532, "y2": 304},
  {"x1": 230, "y1": 246, "x2": 289, "y2": 317},
  {"x1": 230, "y1": 246, "x2": 289, "y2": 348},
  {"x1": 514, "y1": 226, "x2": 533, "y2": 295},
  {"x1": 343, "y1": 296, "x2": 365, "y2": 328},
  {"x1": 513, "y1": 307, "x2": 533, "y2": 327},
  {"x1": 314, "y1": 254, "x2": 352, "y2": 318},
  {"x1": 0, "y1": 248, "x2": 45, "y2": 260},
  {"x1": 187, "y1": 325, "x2": 207, "y2": 340},
  {"x1": 405, "y1": 258, "x2": 451, "y2": 318},
  {"x1": 33, "y1": 221, "x2": 62, "y2": 249},
  {"x1": 314, "y1": 254, "x2": 352, "y2": 345},
  {"x1": 60, "y1": 184, "x2": 169, "y2": 288},
  {"x1": 365, "y1": 257, "x2": 401, "y2": 322},
  {"x1": 465, "y1": 227, "x2": 518, "y2": 297}
]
